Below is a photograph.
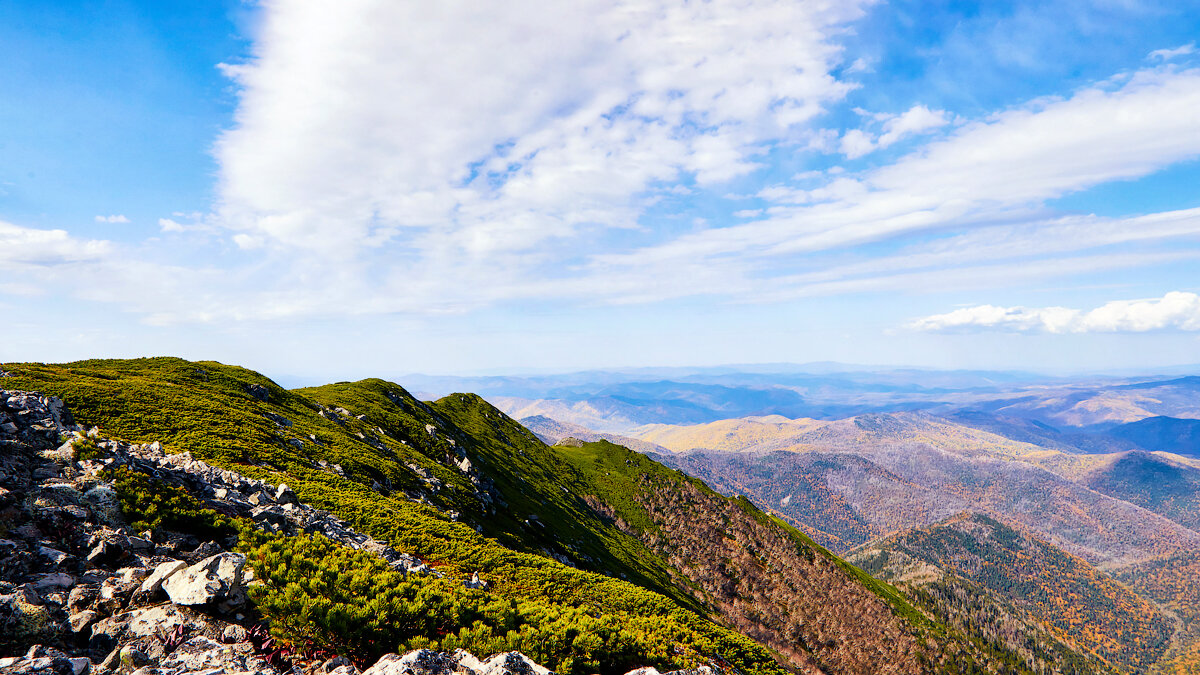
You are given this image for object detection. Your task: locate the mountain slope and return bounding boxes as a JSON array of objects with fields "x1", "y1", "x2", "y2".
[
  {"x1": 1081, "y1": 451, "x2": 1200, "y2": 532},
  {"x1": 1, "y1": 357, "x2": 1083, "y2": 675},
  {"x1": 1112, "y1": 548, "x2": 1200, "y2": 672},
  {"x1": 661, "y1": 450, "x2": 918, "y2": 551},
  {"x1": 848, "y1": 513, "x2": 1174, "y2": 673},
  {"x1": 552, "y1": 440, "x2": 1079, "y2": 675},
  {"x1": 1, "y1": 358, "x2": 777, "y2": 673},
  {"x1": 640, "y1": 413, "x2": 1200, "y2": 564},
  {"x1": 517, "y1": 414, "x2": 672, "y2": 455},
  {"x1": 1108, "y1": 416, "x2": 1200, "y2": 458}
]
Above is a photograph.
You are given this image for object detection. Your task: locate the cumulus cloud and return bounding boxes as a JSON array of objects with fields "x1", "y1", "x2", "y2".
[
  {"x1": 94, "y1": 215, "x2": 130, "y2": 224},
  {"x1": 215, "y1": 0, "x2": 871, "y2": 259},
  {"x1": 840, "y1": 105, "x2": 950, "y2": 158},
  {"x1": 158, "y1": 218, "x2": 187, "y2": 233},
  {"x1": 909, "y1": 292, "x2": 1200, "y2": 333},
  {"x1": 839, "y1": 129, "x2": 876, "y2": 159},
  {"x1": 0, "y1": 221, "x2": 113, "y2": 266},
  {"x1": 876, "y1": 105, "x2": 950, "y2": 148}
]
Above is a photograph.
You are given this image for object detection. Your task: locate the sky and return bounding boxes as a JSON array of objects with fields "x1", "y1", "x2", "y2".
[{"x1": 3, "y1": 0, "x2": 1200, "y2": 381}]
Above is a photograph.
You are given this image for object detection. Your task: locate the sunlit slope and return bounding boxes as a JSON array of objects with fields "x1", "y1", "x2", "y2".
[
  {"x1": 550, "y1": 439, "x2": 1084, "y2": 675},
  {"x1": 1113, "y1": 548, "x2": 1200, "y2": 672},
  {"x1": 849, "y1": 513, "x2": 1173, "y2": 674},
  {"x1": 644, "y1": 412, "x2": 1200, "y2": 563},
  {"x1": 0, "y1": 358, "x2": 780, "y2": 674},
  {"x1": 0, "y1": 357, "x2": 1110, "y2": 675}
]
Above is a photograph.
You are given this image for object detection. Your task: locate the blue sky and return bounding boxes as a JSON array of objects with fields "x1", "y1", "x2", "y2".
[{"x1": 2, "y1": 0, "x2": 1200, "y2": 380}]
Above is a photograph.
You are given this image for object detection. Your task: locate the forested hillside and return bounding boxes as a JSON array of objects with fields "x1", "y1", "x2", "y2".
[
  {"x1": 0, "y1": 357, "x2": 1097, "y2": 675},
  {"x1": 848, "y1": 514, "x2": 1174, "y2": 673}
]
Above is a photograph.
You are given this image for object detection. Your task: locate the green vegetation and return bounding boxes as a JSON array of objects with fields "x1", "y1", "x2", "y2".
[
  {"x1": 0, "y1": 357, "x2": 1111, "y2": 675},
  {"x1": 243, "y1": 530, "x2": 740, "y2": 674},
  {"x1": 70, "y1": 434, "x2": 106, "y2": 461},
  {"x1": 1, "y1": 358, "x2": 781, "y2": 674},
  {"x1": 109, "y1": 466, "x2": 239, "y2": 543},
  {"x1": 551, "y1": 438, "x2": 718, "y2": 534}
]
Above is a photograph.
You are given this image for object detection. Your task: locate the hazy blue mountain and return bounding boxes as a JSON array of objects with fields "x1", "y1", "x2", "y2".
[{"x1": 1108, "y1": 416, "x2": 1200, "y2": 457}]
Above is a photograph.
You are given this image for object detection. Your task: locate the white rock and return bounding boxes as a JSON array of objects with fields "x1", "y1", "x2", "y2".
[
  {"x1": 160, "y1": 635, "x2": 275, "y2": 674},
  {"x1": 454, "y1": 650, "x2": 486, "y2": 673},
  {"x1": 163, "y1": 553, "x2": 245, "y2": 606},
  {"x1": 139, "y1": 560, "x2": 188, "y2": 595},
  {"x1": 117, "y1": 566, "x2": 151, "y2": 584}
]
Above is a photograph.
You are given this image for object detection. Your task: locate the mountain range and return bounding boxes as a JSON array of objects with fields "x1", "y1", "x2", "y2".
[
  {"x1": 507, "y1": 366, "x2": 1200, "y2": 674},
  {"x1": 1, "y1": 357, "x2": 1195, "y2": 674}
]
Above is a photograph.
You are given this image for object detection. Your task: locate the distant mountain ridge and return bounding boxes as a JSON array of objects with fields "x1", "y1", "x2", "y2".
[
  {"x1": 0, "y1": 357, "x2": 1091, "y2": 675},
  {"x1": 1108, "y1": 416, "x2": 1200, "y2": 457},
  {"x1": 517, "y1": 414, "x2": 672, "y2": 455},
  {"x1": 645, "y1": 411, "x2": 1200, "y2": 564}
]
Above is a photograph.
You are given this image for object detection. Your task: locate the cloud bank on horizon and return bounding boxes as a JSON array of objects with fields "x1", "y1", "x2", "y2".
[
  {"x1": 2, "y1": 0, "x2": 1200, "y2": 372},
  {"x1": 910, "y1": 292, "x2": 1200, "y2": 334}
]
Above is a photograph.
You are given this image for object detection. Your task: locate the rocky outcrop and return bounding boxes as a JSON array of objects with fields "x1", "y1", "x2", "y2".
[
  {"x1": 0, "y1": 390, "x2": 307, "y2": 672},
  {"x1": 161, "y1": 553, "x2": 245, "y2": 607},
  {"x1": 0, "y1": 389, "x2": 682, "y2": 675}
]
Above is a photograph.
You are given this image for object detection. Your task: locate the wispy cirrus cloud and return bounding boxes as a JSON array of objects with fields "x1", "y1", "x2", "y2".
[
  {"x1": 909, "y1": 292, "x2": 1200, "y2": 333},
  {"x1": 1150, "y1": 43, "x2": 1196, "y2": 61},
  {"x1": 585, "y1": 65, "x2": 1200, "y2": 302}
]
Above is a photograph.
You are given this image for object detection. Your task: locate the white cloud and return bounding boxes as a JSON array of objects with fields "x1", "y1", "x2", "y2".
[
  {"x1": 215, "y1": 0, "x2": 871, "y2": 260},
  {"x1": 0, "y1": 221, "x2": 113, "y2": 266},
  {"x1": 909, "y1": 292, "x2": 1200, "y2": 333},
  {"x1": 158, "y1": 218, "x2": 187, "y2": 233},
  {"x1": 840, "y1": 105, "x2": 950, "y2": 158},
  {"x1": 868, "y1": 68, "x2": 1200, "y2": 205},
  {"x1": 23, "y1": 10, "x2": 1200, "y2": 329},
  {"x1": 844, "y1": 57, "x2": 872, "y2": 74},
  {"x1": 876, "y1": 105, "x2": 950, "y2": 148},
  {"x1": 602, "y1": 66, "x2": 1200, "y2": 271},
  {"x1": 839, "y1": 129, "x2": 876, "y2": 159},
  {"x1": 94, "y1": 214, "x2": 130, "y2": 224},
  {"x1": 1150, "y1": 43, "x2": 1196, "y2": 61}
]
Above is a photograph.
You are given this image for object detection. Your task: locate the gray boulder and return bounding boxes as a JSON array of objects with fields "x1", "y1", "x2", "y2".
[
  {"x1": 67, "y1": 609, "x2": 99, "y2": 633},
  {"x1": 361, "y1": 650, "x2": 462, "y2": 675},
  {"x1": 476, "y1": 652, "x2": 553, "y2": 675},
  {"x1": 162, "y1": 553, "x2": 245, "y2": 607},
  {"x1": 157, "y1": 635, "x2": 275, "y2": 675}
]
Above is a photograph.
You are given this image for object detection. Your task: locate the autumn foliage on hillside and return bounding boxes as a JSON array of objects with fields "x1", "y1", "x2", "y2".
[
  {"x1": 851, "y1": 513, "x2": 1173, "y2": 672},
  {"x1": 557, "y1": 440, "x2": 1064, "y2": 675}
]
